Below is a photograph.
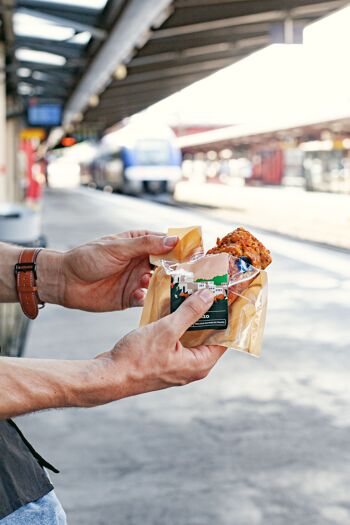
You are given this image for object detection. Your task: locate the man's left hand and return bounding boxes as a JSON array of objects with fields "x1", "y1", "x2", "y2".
[{"x1": 37, "y1": 231, "x2": 177, "y2": 311}]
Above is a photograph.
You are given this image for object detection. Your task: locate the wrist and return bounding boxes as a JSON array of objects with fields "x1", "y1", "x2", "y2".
[
  {"x1": 74, "y1": 356, "x2": 130, "y2": 407},
  {"x1": 36, "y1": 249, "x2": 65, "y2": 305},
  {"x1": 97, "y1": 345, "x2": 166, "y2": 400}
]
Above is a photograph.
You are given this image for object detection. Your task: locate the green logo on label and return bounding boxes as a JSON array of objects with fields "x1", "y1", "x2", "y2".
[{"x1": 170, "y1": 273, "x2": 228, "y2": 331}]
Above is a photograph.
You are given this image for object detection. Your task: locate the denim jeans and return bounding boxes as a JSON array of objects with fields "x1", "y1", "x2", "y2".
[{"x1": 0, "y1": 491, "x2": 67, "y2": 525}]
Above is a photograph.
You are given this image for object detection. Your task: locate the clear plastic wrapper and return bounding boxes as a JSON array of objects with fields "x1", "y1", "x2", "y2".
[{"x1": 141, "y1": 226, "x2": 268, "y2": 357}]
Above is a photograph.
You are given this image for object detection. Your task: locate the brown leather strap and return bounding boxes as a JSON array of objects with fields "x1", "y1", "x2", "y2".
[{"x1": 15, "y1": 248, "x2": 44, "y2": 320}]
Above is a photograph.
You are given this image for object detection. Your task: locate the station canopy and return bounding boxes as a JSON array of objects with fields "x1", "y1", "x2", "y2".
[{"x1": 1, "y1": 0, "x2": 348, "y2": 134}]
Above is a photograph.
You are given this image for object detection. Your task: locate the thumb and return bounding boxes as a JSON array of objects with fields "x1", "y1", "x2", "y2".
[
  {"x1": 168, "y1": 289, "x2": 214, "y2": 338},
  {"x1": 121, "y1": 234, "x2": 178, "y2": 258}
]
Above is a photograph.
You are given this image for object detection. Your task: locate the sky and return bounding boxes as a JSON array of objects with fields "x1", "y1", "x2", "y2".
[{"x1": 145, "y1": 3, "x2": 350, "y2": 129}]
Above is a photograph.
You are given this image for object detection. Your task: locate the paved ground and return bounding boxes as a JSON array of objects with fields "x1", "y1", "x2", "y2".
[
  {"x1": 174, "y1": 182, "x2": 350, "y2": 251},
  {"x1": 18, "y1": 188, "x2": 350, "y2": 525}
]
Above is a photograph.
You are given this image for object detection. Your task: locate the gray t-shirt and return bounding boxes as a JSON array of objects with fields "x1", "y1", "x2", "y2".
[{"x1": 0, "y1": 420, "x2": 57, "y2": 519}]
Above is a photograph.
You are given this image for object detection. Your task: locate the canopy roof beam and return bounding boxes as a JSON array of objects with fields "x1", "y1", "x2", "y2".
[
  {"x1": 15, "y1": 37, "x2": 84, "y2": 59},
  {"x1": 9, "y1": 60, "x2": 77, "y2": 72},
  {"x1": 165, "y1": 0, "x2": 347, "y2": 27},
  {"x1": 132, "y1": 37, "x2": 269, "y2": 69},
  {"x1": 153, "y1": 11, "x2": 285, "y2": 38},
  {"x1": 153, "y1": 0, "x2": 347, "y2": 38},
  {"x1": 63, "y1": 0, "x2": 173, "y2": 126},
  {"x1": 20, "y1": 77, "x2": 70, "y2": 95},
  {"x1": 139, "y1": 25, "x2": 270, "y2": 56},
  {"x1": 93, "y1": 70, "x2": 218, "y2": 102},
  {"x1": 107, "y1": 56, "x2": 243, "y2": 86}
]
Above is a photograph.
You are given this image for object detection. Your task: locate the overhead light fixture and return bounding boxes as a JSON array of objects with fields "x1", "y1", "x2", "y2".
[
  {"x1": 15, "y1": 48, "x2": 66, "y2": 66},
  {"x1": 17, "y1": 83, "x2": 33, "y2": 95},
  {"x1": 321, "y1": 130, "x2": 332, "y2": 141},
  {"x1": 114, "y1": 64, "x2": 127, "y2": 80},
  {"x1": 17, "y1": 67, "x2": 31, "y2": 78},
  {"x1": 14, "y1": 13, "x2": 75, "y2": 41},
  {"x1": 73, "y1": 112, "x2": 84, "y2": 122},
  {"x1": 39, "y1": 0, "x2": 108, "y2": 8},
  {"x1": 32, "y1": 71, "x2": 48, "y2": 81},
  {"x1": 89, "y1": 94, "x2": 100, "y2": 107},
  {"x1": 69, "y1": 31, "x2": 92, "y2": 45}
]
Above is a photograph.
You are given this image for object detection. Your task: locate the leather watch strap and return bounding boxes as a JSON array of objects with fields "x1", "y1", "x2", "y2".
[{"x1": 15, "y1": 248, "x2": 44, "y2": 320}]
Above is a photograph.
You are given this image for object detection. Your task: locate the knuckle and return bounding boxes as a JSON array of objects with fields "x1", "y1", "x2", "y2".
[
  {"x1": 141, "y1": 235, "x2": 152, "y2": 248},
  {"x1": 193, "y1": 368, "x2": 210, "y2": 381},
  {"x1": 155, "y1": 318, "x2": 175, "y2": 339},
  {"x1": 100, "y1": 234, "x2": 117, "y2": 242},
  {"x1": 184, "y1": 299, "x2": 204, "y2": 319},
  {"x1": 120, "y1": 329, "x2": 137, "y2": 345}
]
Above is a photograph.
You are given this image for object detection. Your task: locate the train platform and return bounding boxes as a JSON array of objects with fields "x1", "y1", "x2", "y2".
[
  {"x1": 174, "y1": 182, "x2": 350, "y2": 251},
  {"x1": 17, "y1": 188, "x2": 350, "y2": 525}
]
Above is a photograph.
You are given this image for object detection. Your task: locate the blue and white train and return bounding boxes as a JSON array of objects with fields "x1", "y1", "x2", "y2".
[{"x1": 86, "y1": 120, "x2": 182, "y2": 194}]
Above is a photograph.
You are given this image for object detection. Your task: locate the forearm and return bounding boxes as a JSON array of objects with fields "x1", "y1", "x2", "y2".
[
  {"x1": 0, "y1": 242, "x2": 63, "y2": 305},
  {"x1": 0, "y1": 356, "x2": 125, "y2": 419}
]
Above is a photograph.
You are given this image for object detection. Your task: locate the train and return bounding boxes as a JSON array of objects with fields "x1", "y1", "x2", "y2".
[{"x1": 82, "y1": 120, "x2": 182, "y2": 195}]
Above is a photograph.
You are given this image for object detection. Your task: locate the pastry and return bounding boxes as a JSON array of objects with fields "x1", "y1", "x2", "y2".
[{"x1": 207, "y1": 227, "x2": 271, "y2": 304}]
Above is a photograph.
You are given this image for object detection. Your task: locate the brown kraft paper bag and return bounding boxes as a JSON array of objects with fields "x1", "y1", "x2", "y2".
[{"x1": 141, "y1": 226, "x2": 268, "y2": 357}]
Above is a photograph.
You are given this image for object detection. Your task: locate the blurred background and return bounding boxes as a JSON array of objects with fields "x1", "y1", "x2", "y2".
[{"x1": 0, "y1": 0, "x2": 350, "y2": 524}]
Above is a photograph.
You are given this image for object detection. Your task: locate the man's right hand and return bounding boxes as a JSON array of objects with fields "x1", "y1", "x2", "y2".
[
  {"x1": 0, "y1": 289, "x2": 226, "y2": 419},
  {"x1": 93, "y1": 289, "x2": 226, "y2": 404}
]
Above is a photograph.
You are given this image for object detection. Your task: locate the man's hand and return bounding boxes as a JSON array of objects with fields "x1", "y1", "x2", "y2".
[
  {"x1": 37, "y1": 230, "x2": 178, "y2": 311},
  {"x1": 93, "y1": 289, "x2": 227, "y2": 403},
  {"x1": 0, "y1": 289, "x2": 226, "y2": 419}
]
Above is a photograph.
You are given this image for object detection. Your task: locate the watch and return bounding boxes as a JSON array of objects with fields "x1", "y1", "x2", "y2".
[{"x1": 14, "y1": 248, "x2": 45, "y2": 320}]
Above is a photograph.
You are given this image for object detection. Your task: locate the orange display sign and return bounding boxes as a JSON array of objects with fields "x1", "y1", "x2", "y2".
[
  {"x1": 20, "y1": 128, "x2": 46, "y2": 140},
  {"x1": 61, "y1": 137, "x2": 77, "y2": 147}
]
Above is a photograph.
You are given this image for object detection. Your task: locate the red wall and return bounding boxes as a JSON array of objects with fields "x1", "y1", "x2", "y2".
[{"x1": 252, "y1": 148, "x2": 284, "y2": 185}]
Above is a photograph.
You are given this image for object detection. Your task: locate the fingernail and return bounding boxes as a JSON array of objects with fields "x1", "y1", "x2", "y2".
[
  {"x1": 198, "y1": 288, "x2": 214, "y2": 304},
  {"x1": 163, "y1": 236, "x2": 178, "y2": 247}
]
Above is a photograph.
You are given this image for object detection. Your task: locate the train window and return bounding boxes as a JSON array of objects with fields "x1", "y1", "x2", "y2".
[{"x1": 135, "y1": 139, "x2": 170, "y2": 165}]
